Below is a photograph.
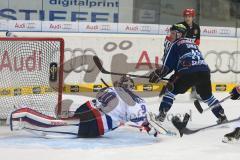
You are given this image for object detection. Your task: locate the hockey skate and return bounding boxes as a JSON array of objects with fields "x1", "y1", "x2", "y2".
[
  {"x1": 222, "y1": 127, "x2": 240, "y2": 143},
  {"x1": 155, "y1": 109, "x2": 167, "y2": 122},
  {"x1": 216, "y1": 113, "x2": 228, "y2": 125}
]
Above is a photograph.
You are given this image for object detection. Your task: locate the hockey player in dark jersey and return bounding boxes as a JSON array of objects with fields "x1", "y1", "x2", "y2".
[
  {"x1": 149, "y1": 24, "x2": 228, "y2": 124},
  {"x1": 163, "y1": 8, "x2": 201, "y2": 100}
]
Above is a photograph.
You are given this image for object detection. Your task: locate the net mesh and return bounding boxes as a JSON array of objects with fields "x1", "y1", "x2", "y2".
[{"x1": 0, "y1": 38, "x2": 64, "y2": 119}]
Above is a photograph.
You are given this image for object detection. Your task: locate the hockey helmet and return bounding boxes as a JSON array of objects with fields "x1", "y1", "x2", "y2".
[
  {"x1": 183, "y1": 8, "x2": 195, "y2": 17},
  {"x1": 170, "y1": 24, "x2": 187, "y2": 37}
]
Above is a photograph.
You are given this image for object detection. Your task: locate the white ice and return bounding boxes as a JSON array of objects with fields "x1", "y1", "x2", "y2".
[{"x1": 1, "y1": 93, "x2": 240, "y2": 160}]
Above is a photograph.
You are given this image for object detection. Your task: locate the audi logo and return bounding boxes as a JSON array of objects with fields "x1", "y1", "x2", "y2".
[
  {"x1": 63, "y1": 48, "x2": 96, "y2": 73},
  {"x1": 63, "y1": 24, "x2": 74, "y2": 30},
  {"x1": 26, "y1": 23, "x2": 37, "y2": 29},
  {"x1": 100, "y1": 25, "x2": 111, "y2": 31},
  {"x1": 219, "y1": 29, "x2": 231, "y2": 35},
  {"x1": 204, "y1": 50, "x2": 240, "y2": 73},
  {"x1": 104, "y1": 40, "x2": 132, "y2": 52},
  {"x1": 140, "y1": 26, "x2": 152, "y2": 32}
]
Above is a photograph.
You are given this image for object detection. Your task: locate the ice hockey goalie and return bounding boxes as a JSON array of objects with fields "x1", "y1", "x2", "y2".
[{"x1": 9, "y1": 76, "x2": 159, "y2": 138}]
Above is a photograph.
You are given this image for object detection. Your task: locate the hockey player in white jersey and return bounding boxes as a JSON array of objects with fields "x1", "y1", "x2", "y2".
[{"x1": 9, "y1": 76, "x2": 159, "y2": 138}]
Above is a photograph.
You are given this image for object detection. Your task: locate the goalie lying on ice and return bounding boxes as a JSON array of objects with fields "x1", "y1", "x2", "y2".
[{"x1": 9, "y1": 76, "x2": 159, "y2": 138}]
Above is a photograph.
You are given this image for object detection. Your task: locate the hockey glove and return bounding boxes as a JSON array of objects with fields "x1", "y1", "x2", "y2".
[
  {"x1": 149, "y1": 65, "x2": 170, "y2": 83},
  {"x1": 142, "y1": 121, "x2": 158, "y2": 137},
  {"x1": 230, "y1": 86, "x2": 240, "y2": 100},
  {"x1": 149, "y1": 69, "x2": 164, "y2": 83}
]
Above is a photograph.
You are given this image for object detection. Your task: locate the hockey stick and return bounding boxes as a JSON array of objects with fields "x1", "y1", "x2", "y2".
[
  {"x1": 93, "y1": 56, "x2": 169, "y2": 80},
  {"x1": 127, "y1": 123, "x2": 177, "y2": 137},
  {"x1": 172, "y1": 116, "x2": 240, "y2": 135},
  {"x1": 23, "y1": 127, "x2": 78, "y2": 139},
  {"x1": 147, "y1": 112, "x2": 177, "y2": 136},
  {"x1": 194, "y1": 95, "x2": 231, "y2": 113},
  {"x1": 101, "y1": 78, "x2": 110, "y2": 87}
]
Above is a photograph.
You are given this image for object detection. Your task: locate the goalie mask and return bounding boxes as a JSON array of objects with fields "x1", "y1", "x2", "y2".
[{"x1": 114, "y1": 75, "x2": 135, "y2": 90}]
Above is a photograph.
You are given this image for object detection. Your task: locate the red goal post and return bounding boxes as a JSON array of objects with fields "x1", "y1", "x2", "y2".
[{"x1": 0, "y1": 37, "x2": 64, "y2": 120}]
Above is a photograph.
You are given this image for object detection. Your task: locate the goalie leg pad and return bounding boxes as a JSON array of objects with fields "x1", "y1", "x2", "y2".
[{"x1": 10, "y1": 107, "x2": 80, "y2": 136}]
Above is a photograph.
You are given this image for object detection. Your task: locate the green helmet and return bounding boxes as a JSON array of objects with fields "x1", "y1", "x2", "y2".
[{"x1": 170, "y1": 24, "x2": 187, "y2": 35}]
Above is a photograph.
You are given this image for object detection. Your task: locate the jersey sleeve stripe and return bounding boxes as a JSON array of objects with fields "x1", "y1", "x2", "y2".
[{"x1": 163, "y1": 41, "x2": 177, "y2": 67}]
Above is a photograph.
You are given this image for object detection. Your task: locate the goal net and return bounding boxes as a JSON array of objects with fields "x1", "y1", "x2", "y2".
[{"x1": 0, "y1": 37, "x2": 64, "y2": 120}]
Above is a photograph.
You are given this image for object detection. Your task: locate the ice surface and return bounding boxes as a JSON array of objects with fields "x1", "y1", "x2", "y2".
[{"x1": 1, "y1": 93, "x2": 240, "y2": 160}]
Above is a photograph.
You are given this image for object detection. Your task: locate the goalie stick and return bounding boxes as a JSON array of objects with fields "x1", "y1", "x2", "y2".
[
  {"x1": 93, "y1": 56, "x2": 169, "y2": 80},
  {"x1": 23, "y1": 127, "x2": 78, "y2": 139},
  {"x1": 194, "y1": 95, "x2": 231, "y2": 113},
  {"x1": 172, "y1": 114, "x2": 240, "y2": 136}
]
